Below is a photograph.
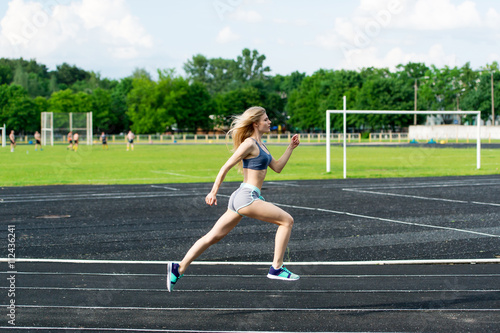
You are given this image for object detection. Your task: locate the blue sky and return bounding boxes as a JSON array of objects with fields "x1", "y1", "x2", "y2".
[{"x1": 1, "y1": 0, "x2": 499, "y2": 79}]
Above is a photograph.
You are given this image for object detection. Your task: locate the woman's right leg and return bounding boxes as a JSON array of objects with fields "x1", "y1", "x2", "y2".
[
  {"x1": 238, "y1": 200, "x2": 294, "y2": 270},
  {"x1": 178, "y1": 210, "x2": 242, "y2": 275}
]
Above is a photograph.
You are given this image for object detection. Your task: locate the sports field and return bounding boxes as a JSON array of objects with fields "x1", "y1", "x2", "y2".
[{"x1": 1, "y1": 143, "x2": 499, "y2": 186}]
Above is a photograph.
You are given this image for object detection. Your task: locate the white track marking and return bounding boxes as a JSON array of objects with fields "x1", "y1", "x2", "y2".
[
  {"x1": 150, "y1": 185, "x2": 179, "y2": 191},
  {"x1": 7, "y1": 271, "x2": 500, "y2": 278},
  {"x1": 266, "y1": 182, "x2": 300, "y2": 187},
  {"x1": 2, "y1": 258, "x2": 500, "y2": 265},
  {"x1": 274, "y1": 203, "x2": 500, "y2": 238},
  {"x1": 5, "y1": 287, "x2": 500, "y2": 293},
  {"x1": 0, "y1": 328, "x2": 319, "y2": 333},
  {"x1": 2, "y1": 305, "x2": 499, "y2": 312},
  {"x1": 334, "y1": 181, "x2": 500, "y2": 190},
  {"x1": 343, "y1": 188, "x2": 500, "y2": 207},
  {"x1": 0, "y1": 328, "x2": 294, "y2": 333},
  {"x1": 471, "y1": 201, "x2": 500, "y2": 207},
  {"x1": 149, "y1": 170, "x2": 211, "y2": 179},
  {"x1": 0, "y1": 192, "x2": 199, "y2": 203}
]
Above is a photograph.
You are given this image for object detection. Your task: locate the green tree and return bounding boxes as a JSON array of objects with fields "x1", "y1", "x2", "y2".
[
  {"x1": 287, "y1": 69, "x2": 362, "y2": 132},
  {"x1": 184, "y1": 48, "x2": 271, "y2": 94},
  {"x1": 127, "y1": 76, "x2": 165, "y2": 133},
  {"x1": 90, "y1": 88, "x2": 115, "y2": 133},
  {"x1": 183, "y1": 54, "x2": 210, "y2": 85},
  {"x1": 174, "y1": 80, "x2": 214, "y2": 132},
  {"x1": 55, "y1": 63, "x2": 91, "y2": 88},
  {"x1": 0, "y1": 65, "x2": 13, "y2": 85},
  {"x1": 235, "y1": 48, "x2": 270, "y2": 82},
  {"x1": 48, "y1": 89, "x2": 76, "y2": 113},
  {"x1": 214, "y1": 86, "x2": 262, "y2": 128},
  {"x1": 110, "y1": 77, "x2": 133, "y2": 133},
  {"x1": 0, "y1": 84, "x2": 37, "y2": 134},
  {"x1": 461, "y1": 63, "x2": 500, "y2": 124}
]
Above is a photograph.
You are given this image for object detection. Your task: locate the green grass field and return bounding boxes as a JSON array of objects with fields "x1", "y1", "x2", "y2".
[{"x1": 1, "y1": 143, "x2": 499, "y2": 186}]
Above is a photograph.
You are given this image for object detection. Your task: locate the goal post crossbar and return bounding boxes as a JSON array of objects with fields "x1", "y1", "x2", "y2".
[{"x1": 326, "y1": 106, "x2": 481, "y2": 178}]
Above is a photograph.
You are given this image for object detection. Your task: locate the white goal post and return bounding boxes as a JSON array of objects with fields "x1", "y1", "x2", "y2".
[
  {"x1": 326, "y1": 97, "x2": 481, "y2": 178},
  {"x1": 1, "y1": 123, "x2": 6, "y2": 147},
  {"x1": 41, "y1": 112, "x2": 93, "y2": 146}
]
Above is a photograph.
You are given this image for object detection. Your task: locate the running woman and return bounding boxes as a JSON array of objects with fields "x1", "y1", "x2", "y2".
[{"x1": 167, "y1": 106, "x2": 301, "y2": 291}]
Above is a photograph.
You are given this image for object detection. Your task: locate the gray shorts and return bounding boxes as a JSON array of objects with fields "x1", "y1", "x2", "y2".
[{"x1": 228, "y1": 183, "x2": 265, "y2": 215}]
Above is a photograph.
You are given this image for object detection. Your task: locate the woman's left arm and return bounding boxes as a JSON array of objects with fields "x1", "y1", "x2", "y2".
[{"x1": 269, "y1": 134, "x2": 300, "y2": 173}]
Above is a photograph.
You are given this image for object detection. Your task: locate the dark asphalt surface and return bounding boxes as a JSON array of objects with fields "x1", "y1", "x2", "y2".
[{"x1": 1, "y1": 175, "x2": 499, "y2": 332}]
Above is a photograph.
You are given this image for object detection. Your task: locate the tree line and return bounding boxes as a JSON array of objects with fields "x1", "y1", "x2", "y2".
[{"x1": 0, "y1": 49, "x2": 498, "y2": 136}]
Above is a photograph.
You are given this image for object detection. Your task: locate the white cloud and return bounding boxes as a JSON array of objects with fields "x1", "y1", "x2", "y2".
[
  {"x1": 485, "y1": 8, "x2": 500, "y2": 29},
  {"x1": 216, "y1": 26, "x2": 240, "y2": 44},
  {"x1": 311, "y1": 0, "x2": 498, "y2": 72},
  {"x1": 0, "y1": 0, "x2": 153, "y2": 64},
  {"x1": 229, "y1": 9, "x2": 263, "y2": 23},
  {"x1": 273, "y1": 18, "x2": 288, "y2": 24},
  {"x1": 340, "y1": 43, "x2": 460, "y2": 70},
  {"x1": 384, "y1": 0, "x2": 482, "y2": 30},
  {"x1": 487, "y1": 53, "x2": 500, "y2": 64},
  {"x1": 358, "y1": 0, "x2": 402, "y2": 12},
  {"x1": 75, "y1": 0, "x2": 128, "y2": 29},
  {"x1": 273, "y1": 17, "x2": 308, "y2": 27},
  {"x1": 293, "y1": 19, "x2": 308, "y2": 27}
]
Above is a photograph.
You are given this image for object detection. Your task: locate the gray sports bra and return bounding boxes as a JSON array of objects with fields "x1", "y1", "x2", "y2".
[{"x1": 242, "y1": 139, "x2": 272, "y2": 170}]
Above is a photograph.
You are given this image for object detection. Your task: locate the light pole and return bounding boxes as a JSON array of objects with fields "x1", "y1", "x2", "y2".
[
  {"x1": 491, "y1": 72, "x2": 495, "y2": 125},
  {"x1": 477, "y1": 70, "x2": 496, "y2": 126}
]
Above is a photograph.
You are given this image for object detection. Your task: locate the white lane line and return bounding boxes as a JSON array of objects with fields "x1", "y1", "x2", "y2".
[
  {"x1": 274, "y1": 202, "x2": 500, "y2": 238},
  {"x1": 6, "y1": 287, "x2": 500, "y2": 293},
  {"x1": 6, "y1": 272, "x2": 500, "y2": 278},
  {"x1": 3, "y1": 305, "x2": 500, "y2": 312},
  {"x1": 150, "y1": 185, "x2": 179, "y2": 191},
  {"x1": 0, "y1": 193, "x2": 198, "y2": 203},
  {"x1": 266, "y1": 182, "x2": 300, "y2": 187},
  {"x1": 0, "y1": 328, "x2": 303, "y2": 333},
  {"x1": 471, "y1": 201, "x2": 500, "y2": 207},
  {"x1": 343, "y1": 188, "x2": 469, "y2": 204},
  {"x1": 0, "y1": 328, "x2": 275, "y2": 333},
  {"x1": 343, "y1": 188, "x2": 500, "y2": 207},
  {"x1": 149, "y1": 171, "x2": 211, "y2": 179},
  {"x1": 2, "y1": 258, "x2": 500, "y2": 265},
  {"x1": 337, "y1": 181, "x2": 500, "y2": 190}
]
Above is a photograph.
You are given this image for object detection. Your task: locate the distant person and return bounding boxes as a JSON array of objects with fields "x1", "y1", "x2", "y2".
[
  {"x1": 9, "y1": 130, "x2": 15, "y2": 152},
  {"x1": 167, "y1": 106, "x2": 301, "y2": 292},
  {"x1": 73, "y1": 132, "x2": 79, "y2": 152},
  {"x1": 126, "y1": 131, "x2": 135, "y2": 151},
  {"x1": 101, "y1": 132, "x2": 108, "y2": 150},
  {"x1": 34, "y1": 131, "x2": 42, "y2": 151},
  {"x1": 67, "y1": 131, "x2": 73, "y2": 150}
]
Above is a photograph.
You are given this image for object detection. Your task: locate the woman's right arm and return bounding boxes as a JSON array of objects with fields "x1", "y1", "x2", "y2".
[{"x1": 205, "y1": 139, "x2": 255, "y2": 206}]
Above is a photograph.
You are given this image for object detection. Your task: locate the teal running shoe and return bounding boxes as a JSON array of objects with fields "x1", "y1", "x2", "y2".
[
  {"x1": 167, "y1": 262, "x2": 183, "y2": 292},
  {"x1": 267, "y1": 265, "x2": 300, "y2": 281}
]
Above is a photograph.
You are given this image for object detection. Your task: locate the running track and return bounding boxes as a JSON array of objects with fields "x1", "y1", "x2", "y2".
[{"x1": 1, "y1": 175, "x2": 499, "y2": 332}]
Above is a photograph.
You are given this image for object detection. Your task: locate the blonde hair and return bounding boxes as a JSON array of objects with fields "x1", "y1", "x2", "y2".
[
  {"x1": 227, "y1": 106, "x2": 266, "y2": 149},
  {"x1": 226, "y1": 106, "x2": 266, "y2": 170}
]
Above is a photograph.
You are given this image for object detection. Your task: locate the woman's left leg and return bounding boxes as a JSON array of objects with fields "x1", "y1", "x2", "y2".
[{"x1": 178, "y1": 210, "x2": 242, "y2": 275}]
